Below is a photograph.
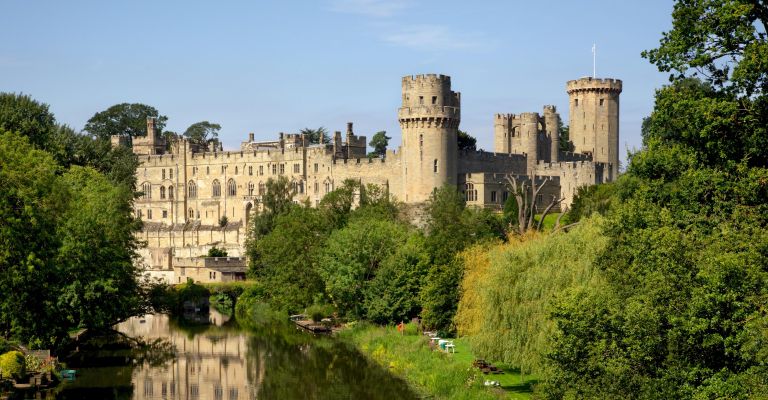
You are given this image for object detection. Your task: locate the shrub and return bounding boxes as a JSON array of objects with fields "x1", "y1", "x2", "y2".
[
  {"x1": 305, "y1": 304, "x2": 334, "y2": 323},
  {"x1": 0, "y1": 351, "x2": 26, "y2": 380},
  {"x1": 207, "y1": 246, "x2": 227, "y2": 257}
]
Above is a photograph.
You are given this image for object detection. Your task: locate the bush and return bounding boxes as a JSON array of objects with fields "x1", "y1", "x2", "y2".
[
  {"x1": 305, "y1": 304, "x2": 334, "y2": 323},
  {"x1": 207, "y1": 246, "x2": 227, "y2": 257},
  {"x1": 0, "y1": 351, "x2": 26, "y2": 380}
]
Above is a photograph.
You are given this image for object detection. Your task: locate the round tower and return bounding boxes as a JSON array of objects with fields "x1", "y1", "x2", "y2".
[
  {"x1": 398, "y1": 74, "x2": 460, "y2": 203},
  {"x1": 566, "y1": 77, "x2": 622, "y2": 178},
  {"x1": 543, "y1": 105, "x2": 559, "y2": 163},
  {"x1": 520, "y1": 112, "x2": 540, "y2": 173}
]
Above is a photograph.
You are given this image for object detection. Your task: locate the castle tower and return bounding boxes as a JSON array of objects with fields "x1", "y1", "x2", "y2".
[
  {"x1": 494, "y1": 114, "x2": 513, "y2": 154},
  {"x1": 543, "y1": 105, "x2": 559, "y2": 163},
  {"x1": 399, "y1": 74, "x2": 460, "y2": 203},
  {"x1": 567, "y1": 77, "x2": 622, "y2": 178},
  {"x1": 520, "y1": 112, "x2": 539, "y2": 173}
]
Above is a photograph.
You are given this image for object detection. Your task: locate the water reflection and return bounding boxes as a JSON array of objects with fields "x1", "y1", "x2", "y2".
[{"x1": 51, "y1": 311, "x2": 415, "y2": 400}]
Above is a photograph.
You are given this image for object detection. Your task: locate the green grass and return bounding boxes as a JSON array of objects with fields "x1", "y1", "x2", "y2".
[
  {"x1": 340, "y1": 323, "x2": 538, "y2": 399},
  {"x1": 535, "y1": 213, "x2": 562, "y2": 231}
]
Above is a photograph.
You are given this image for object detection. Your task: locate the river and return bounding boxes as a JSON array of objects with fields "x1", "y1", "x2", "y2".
[{"x1": 32, "y1": 312, "x2": 416, "y2": 400}]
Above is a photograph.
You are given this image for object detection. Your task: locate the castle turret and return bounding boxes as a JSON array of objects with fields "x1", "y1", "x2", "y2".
[
  {"x1": 543, "y1": 105, "x2": 559, "y2": 163},
  {"x1": 494, "y1": 113, "x2": 513, "y2": 154},
  {"x1": 399, "y1": 74, "x2": 460, "y2": 203},
  {"x1": 567, "y1": 77, "x2": 622, "y2": 178},
  {"x1": 520, "y1": 112, "x2": 539, "y2": 173}
]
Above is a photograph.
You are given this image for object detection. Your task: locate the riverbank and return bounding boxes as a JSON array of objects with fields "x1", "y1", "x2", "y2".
[{"x1": 338, "y1": 323, "x2": 538, "y2": 400}]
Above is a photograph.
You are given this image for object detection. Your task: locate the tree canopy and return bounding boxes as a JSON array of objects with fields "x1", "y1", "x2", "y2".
[
  {"x1": 84, "y1": 103, "x2": 167, "y2": 140},
  {"x1": 300, "y1": 127, "x2": 330, "y2": 145},
  {"x1": 457, "y1": 130, "x2": 477, "y2": 151},
  {"x1": 368, "y1": 130, "x2": 390, "y2": 157},
  {"x1": 183, "y1": 121, "x2": 221, "y2": 149}
]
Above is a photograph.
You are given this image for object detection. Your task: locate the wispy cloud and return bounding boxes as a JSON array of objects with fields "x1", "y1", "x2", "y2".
[
  {"x1": 382, "y1": 25, "x2": 493, "y2": 52},
  {"x1": 329, "y1": 0, "x2": 410, "y2": 17}
]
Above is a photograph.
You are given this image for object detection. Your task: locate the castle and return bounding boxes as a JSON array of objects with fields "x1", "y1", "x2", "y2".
[{"x1": 118, "y1": 74, "x2": 622, "y2": 282}]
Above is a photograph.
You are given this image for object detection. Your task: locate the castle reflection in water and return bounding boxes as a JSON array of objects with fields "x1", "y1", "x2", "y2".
[{"x1": 117, "y1": 313, "x2": 261, "y2": 400}]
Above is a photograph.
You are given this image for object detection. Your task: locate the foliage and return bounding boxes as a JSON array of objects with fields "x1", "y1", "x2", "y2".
[
  {"x1": 183, "y1": 121, "x2": 221, "y2": 148},
  {"x1": 251, "y1": 206, "x2": 329, "y2": 313},
  {"x1": 368, "y1": 130, "x2": 390, "y2": 157},
  {"x1": 210, "y1": 292, "x2": 234, "y2": 316},
  {"x1": 365, "y1": 233, "x2": 431, "y2": 324},
  {"x1": 457, "y1": 130, "x2": 477, "y2": 151},
  {"x1": 0, "y1": 351, "x2": 25, "y2": 380},
  {"x1": 457, "y1": 219, "x2": 608, "y2": 374},
  {"x1": 305, "y1": 304, "x2": 334, "y2": 323},
  {"x1": 558, "y1": 123, "x2": 572, "y2": 152},
  {"x1": 563, "y1": 181, "x2": 620, "y2": 224},
  {"x1": 84, "y1": 103, "x2": 167, "y2": 140},
  {"x1": 0, "y1": 92, "x2": 55, "y2": 149},
  {"x1": 300, "y1": 126, "x2": 330, "y2": 145},
  {"x1": 207, "y1": 246, "x2": 228, "y2": 257},
  {"x1": 219, "y1": 215, "x2": 229, "y2": 227},
  {"x1": 318, "y1": 217, "x2": 410, "y2": 318}
]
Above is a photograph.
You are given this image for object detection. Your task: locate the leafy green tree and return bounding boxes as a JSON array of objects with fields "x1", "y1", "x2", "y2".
[
  {"x1": 318, "y1": 218, "x2": 409, "y2": 318},
  {"x1": 318, "y1": 179, "x2": 359, "y2": 229},
  {"x1": 253, "y1": 206, "x2": 328, "y2": 313},
  {"x1": 247, "y1": 176, "x2": 295, "y2": 277},
  {"x1": 0, "y1": 93, "x2": 56, "y2": 149},
  {"x1": 183, "y1": 121, "x2": 221, "y2": 148},
  {"x1": 558, "y1": 123, "x2": 572, "y2": 152},
  {"x1": 56, "y1": 166, "x2": 144, "y2": 331},
  {"x1": 84, "y1": 103, "x2": 167, "y2": 140},
  {"x1": 300, "y1": 127, "x2": 330, "y2": 145},
  {"x1": 457, "y1": 130, "x2": 476, "y2": 151},
  {"x1": 368, "y1": 130, "x2": 390, "y2": 157},
  {"x1": 207, "y1": 247, "x2": 227, "y2": 257}
]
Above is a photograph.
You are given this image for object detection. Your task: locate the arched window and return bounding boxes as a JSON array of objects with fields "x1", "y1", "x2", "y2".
[
  {"x1": 188, "y1": 181, "x2": 197, "y2": 199},
  {"x1": 160, "y1": 186, "x2": 166, "y2": 199},
  {"x1": 188, "y1": 208, "x2": 194, "y2": 219},
  {"x1": 258, "y1": 181, "x2": 265, "y2": 195},
  {"x1": 235, "y1": 166, "x2": 238, "y2": 175},
  {"x1": 142, "y1": 182, "x2": 151, "y2": 199},
  {"x1": 227, "y1": 179, "x2": 236, "y2": 196},
  {"x1": 168, "y1": 186, "x2": 174, "y2": 200},
  {"x1": 212, "y1": 180, "x2": 221, "y2": 197},
  {"x1": 291, "y1": 180, "x2": 298, "y2": 193},
  {"x1": 248, "y1": 182, "x2": 255, "y2": 196},
  {"x1": 465, "y1": 183, "x2": 476, "y2": 202}
]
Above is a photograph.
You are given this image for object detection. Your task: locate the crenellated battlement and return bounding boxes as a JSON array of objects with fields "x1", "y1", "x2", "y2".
[
  {"x1": 402, "y1": 74, "x2": 451, "y2": 89},
  {"x1": 543, "y1": 105, "x2": 557, "y2": 113},
  {"x1": 566, "y1": 77, "x2": 622, "y2": 93}
]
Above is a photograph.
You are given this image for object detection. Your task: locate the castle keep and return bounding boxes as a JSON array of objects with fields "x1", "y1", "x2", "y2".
[{"x1": 120, "y1": 75, "x2": 621, "y2": 282}]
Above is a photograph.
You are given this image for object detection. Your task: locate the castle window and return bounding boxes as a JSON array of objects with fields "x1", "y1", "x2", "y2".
[
  {"x1": 235, "y1": 166, "x2": 238, "y2": 175},
  {"x1": 491, "y1": 191, "x2": 497, "y2": 203},
  {"x1": 279, "y1": 164, "x2": 285, "y2": 175},
  {"x1": 419, "y1": 134, "x2": 423, "y2": 148},
  {"x1": 431, "y1": 96, "x2": 437, "y2": 105},
  {"x1": 147, "y1": 209, "x2": 153, "y2": 219},
  {"x1": 227, "y1": 179, "x2": 236, "y2": 196},
  {"x1": 314, "y1": 163, "x2": 318, "y2": 173},
  {"x1": 188, "y1": 181, "x2": 197, "y2": 199},
  {"x1": 433, "y1": 159, "x2": 438, "y2": 173},
  {"x1": 162, "y1": 210, "x2": 168, "y2": 219},
  {"x1": 160, "y1": 186, "x2": 166, "y2": 199},
  {"x1": 248, "y1": 182, "x2": 254, "y2": 196},
  {"x1": 314, "y1": 182, "x2": 319, "y2": 194},
  {"x1": 575, "y1": 99, "x2": 579, "y2": 107},
  {"x1": 192, "y1": 167, "x2": 196, "y2": 176},
  {"x1": 169, "y1": 169, "x2": 173, "y2": 179},
  {"x1": 258, "y1": 182, "x2": 265, "y2": 195},
  {"x1": 221, "y1": 165, "x2": 225, "y2": 174},
  {"x1": 206, "y1": 166, "x2": 210, "y2": 175},
  {"x1": 259, "y1": 165, "x2": 263, "y2": 175},
  {"x1": 419, "y1": 96, "x2": 424, "y2": 105},
  {"x1": 464, "y1": 183, "x2": 476, "y2": 202},
  {"x1": 502, "y1": 191, "x2": 509, "y2": 202},
  {"x1": 325, "y1": 181, "x2": 331, "y2": 194},
  {"x1": 272, "y1": 164, "x2": 277, "y2": 175},
  {"x1": 212, "y1": 180, "x2": 221, "y2": 197},
  {"x1": 169, "y1": 186, "x2": 174, "y2": 200},
  {"x1": 599, "y1": 98, "x2": 604, "y2": 106},
  {"x1": 142, "y1": 183, "x2": 151, "y2": 199},
  {"x1": 137, "y1": 209, "x2": 142, "y2": 218},
  {"x1": 162, "y1": 169, "x2": 166, "y2": 180},
  {"x1": 291, "y1": 181, "x2": 298, "y2": 193},
  {"x1": 537, "y1": 194, "x2": 543, "y2": 204},
  {"x1": 249, "y1": 166, "x2": 253, "y2": 176},
  {"x1": 294, "y1": 163, "x2": 300, "y2": 173}
]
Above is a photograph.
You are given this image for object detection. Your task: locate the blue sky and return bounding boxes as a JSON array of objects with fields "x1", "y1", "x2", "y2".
[{"x1": 1, "y1": 0, "x2": 673, "y2": 164}]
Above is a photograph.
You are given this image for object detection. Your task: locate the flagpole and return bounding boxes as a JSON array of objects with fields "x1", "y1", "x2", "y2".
[{"x1": 592, "y1": 44, "x2": 596, "y2": 78}]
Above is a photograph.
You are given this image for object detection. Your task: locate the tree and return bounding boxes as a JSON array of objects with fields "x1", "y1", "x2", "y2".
[
  {"x1": 300, "y1": 127, "x2": 330, "y2": 145},
  {"x1": 208, "y1": 247, "x2": 227, "y2": 257},
  {"x1": 457, "y1": 130, "x2": 477, "y2": 151},
  {"x1": 368, "y1": 131, "x2": 390, "y2": 157},
  {"x1": 247, "y1": 176, "x2": 295, "y2": 276},
  {"x1": 558, "y1": 123, "x2": 573, "y2": 152},
  {"x1": 318, "y1": 218, "x2": 409, "y2": 318},
  {"x1": 183, "y1": 121, "x2": 221, "y2": 149},
  {"x1": 84, "y1": 103, "x2": 167, "y2": 140},
  {"x1": 505, "y1": 174, "x2": 561, "y2": 234},
  {"x1": 0, "y1": 93, "x2": 56, "y2": 149}
]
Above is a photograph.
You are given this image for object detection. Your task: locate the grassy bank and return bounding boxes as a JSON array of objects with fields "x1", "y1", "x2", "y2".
[{"x1": 339, "y1": 323, "x2": 537, "y2": 399}]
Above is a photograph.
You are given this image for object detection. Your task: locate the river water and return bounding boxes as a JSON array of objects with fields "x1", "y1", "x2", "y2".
[{"x1": 42, "y1": 312, "x2": 416, "y2": 400}]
